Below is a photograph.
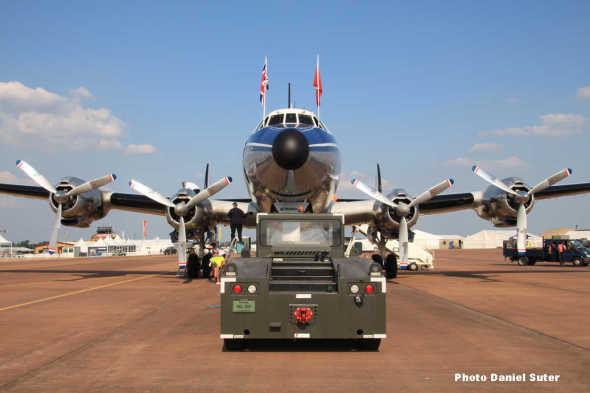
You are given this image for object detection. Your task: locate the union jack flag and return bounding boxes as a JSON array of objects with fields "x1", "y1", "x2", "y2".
[{"x1": 260, "y1": 57, "x2": 269, "y2": 106}]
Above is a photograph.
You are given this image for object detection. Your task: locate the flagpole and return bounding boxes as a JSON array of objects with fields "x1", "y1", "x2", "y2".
[
  {"x1": 263, "y1": 56, "x2": 267, "y2": 121},
  {"x1": 316, "y1": 55, "x2": 320, "y2": 120}
]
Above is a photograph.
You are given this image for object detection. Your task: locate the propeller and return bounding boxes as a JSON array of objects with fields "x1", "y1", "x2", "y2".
[
  {"x1": 351, "y1": 175, "x2": 454, "y2": 264},
  {"x1": 472, "y1": 166, "x2": 572, "y2": 256},
  {"x1": 16, "y1": 160, "x2": 116, "y2": 255},
  {"x1": 129, "y1": 175, "x2": 232, "y2": 270}
]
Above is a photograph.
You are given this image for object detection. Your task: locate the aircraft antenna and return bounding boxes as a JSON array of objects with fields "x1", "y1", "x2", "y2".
[{"x1": 288, "y1": 83, "x2": 291, "y2": 108}]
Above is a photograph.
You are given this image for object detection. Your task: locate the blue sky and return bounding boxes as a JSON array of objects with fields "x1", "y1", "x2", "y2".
[{"x1": 1, "y1": 1, "x2": 589, "y2": 242}]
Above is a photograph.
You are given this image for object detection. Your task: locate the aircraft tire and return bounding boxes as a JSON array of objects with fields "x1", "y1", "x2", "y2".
[
  {"x1": 224, "y1": 339, "x2": 244, "y2": 351},
  {"x1": 385, "y1": 254, "x2": 397, "y2": 279},
  {"x1": 408, "y1": 262, "x2": 418, "y2": 272},
  {"x1": 572, "y1": 258, "x2": 582, "y2": 267},
  {"x1": 517, "y1": 256, "x2": 529, "y2": 266},
  {"x1": 186, "y1": 254, "x2": 200, "y2": 278},
  {"x1": 371, "y1": 254, "x2": 384, "y2": 267},
  {"x1": 528, "y1": 258, "x2": 536, "y2": 265}
]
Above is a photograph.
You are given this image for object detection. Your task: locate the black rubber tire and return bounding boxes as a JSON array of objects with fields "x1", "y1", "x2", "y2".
[
  {"x1": 186, "y1": 254, "x2": 200, "y2": 278},
  {"x1": 529, "y1": 258, "x2": 536, "y2": 266},
  {"x1": 572, "y1": 258, "x2": 582, "y2": 267},
  {"x1": 224, "y1": 339, "x2": 244, "y2": 351},
  {"x1": 359, "y1": 339, "x2": 381, "y2": 350},
  {"x1": 408, "y1": 263, "x2": 418, "y2": 272},
  {"x1": 582, "y1": 262, "x2": 589, "y2": 266},
  {"x1": 385, "y1": 254, "x2": 397, "y2": 279},
  {"x1": 371, "y1": 254, "x2": 384, "y2": 267},
  {"x1": 517, "y1": 256, "x2": 529, "y2": 266}
]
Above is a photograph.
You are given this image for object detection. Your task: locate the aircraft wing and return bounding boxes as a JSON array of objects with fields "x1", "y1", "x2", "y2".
[
  {"x1": 532, "y1": 183, "x2": 590, "y2": 200},
  {"x1": 333, "y1": 182, "x2": 590, "y2": 225},
  {"x1": 105, "y1": 192, "x2": 167, "y2": 216},
  {"x1": 0, "y1": 183, "x2": 50, "y2": 200}
]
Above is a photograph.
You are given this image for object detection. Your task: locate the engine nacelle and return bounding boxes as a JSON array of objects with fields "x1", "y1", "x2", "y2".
[
  {"x1": 164, "y1": 188, "x2": 202, "y2": 230},
  {"x1": 474, "y1": 177, "x2": 535, "y2": 227},
  {"x1": 373, "y1": 188, "x2": 419, "y2": 235},
  {"x1": 48, "y1": 177, "x2": 108, "y2": 228}
]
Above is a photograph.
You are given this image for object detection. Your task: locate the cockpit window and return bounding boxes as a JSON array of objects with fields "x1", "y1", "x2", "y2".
[
  {"x1": 285, "y1": 113, "x2": 297, "y2": 124},
  {"x1": 313, "y1": 116, "x2": 321, "y2": 128},
  {"x1": 256, "y1": 121, "x2": 263, "y2": 130},
  {"x1": 298, "y1": 114, "x2": 314, "y2": 126},
  {"x1": 269, "y1": 114, "x2": 284, "y2": 126}
]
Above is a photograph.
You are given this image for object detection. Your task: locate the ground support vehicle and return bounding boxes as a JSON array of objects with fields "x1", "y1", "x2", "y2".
[
  {"x1": 220, "y1": 214, "x2": 386, "y2": 350},
  {"x1": 503, "y1": 238, "x2": 590, "y2": 266}
]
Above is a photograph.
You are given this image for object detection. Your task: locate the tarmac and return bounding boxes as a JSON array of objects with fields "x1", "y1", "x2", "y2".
[{"x1": 1, "y1": 249, "x2": 590, "y2": 392}]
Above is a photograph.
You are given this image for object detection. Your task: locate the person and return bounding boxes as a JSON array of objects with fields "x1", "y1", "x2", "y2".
[
  {"x1": 228, "y1": 202, "x2": 246, "y2": 243},
  {"x1": 210, "y1": 249, "x2": 226, "y2": 284},
  {"x1": 557, "y1": 241, "x2": 566, "y2": 265}
]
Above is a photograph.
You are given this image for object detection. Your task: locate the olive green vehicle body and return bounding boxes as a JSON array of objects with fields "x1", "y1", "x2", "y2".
[{"x1": 220, "y1": 214, "x2": 386, "y2": 347}]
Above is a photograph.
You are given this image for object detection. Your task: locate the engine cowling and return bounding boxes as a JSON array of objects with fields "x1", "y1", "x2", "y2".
[
  {"x1": 475, "y1": 177, "x2": 535, "y2": 227},
  {"x1": 164, "y1": 188, "x2": 201, "y2": 230},
  {"x1": 48, "y1": 177, "x2": 107, "y2": 227},
  {"x1": 373, "y1": 188, "x2": 419, "y2": 234}
]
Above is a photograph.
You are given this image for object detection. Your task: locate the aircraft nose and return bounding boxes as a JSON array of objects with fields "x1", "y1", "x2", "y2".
[{"x1": 272, "y1": 129, "x2": 309, "y2": 170}]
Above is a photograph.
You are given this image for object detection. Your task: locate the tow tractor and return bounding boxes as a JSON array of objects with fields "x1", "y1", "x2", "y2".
[{"x1": 219, "y1": 213, "x2": 386, "y2": 350}]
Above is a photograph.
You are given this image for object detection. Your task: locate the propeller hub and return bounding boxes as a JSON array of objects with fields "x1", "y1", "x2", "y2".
[
  {"x1": 396, "y1": 204, "x2": 410, "y2": 217},
  {"x1": 174, "y1": 203, "x2": 188, "y2": 217},
  {"x1": 54, "y1": 191, "x2": 69, "y2": 204}
]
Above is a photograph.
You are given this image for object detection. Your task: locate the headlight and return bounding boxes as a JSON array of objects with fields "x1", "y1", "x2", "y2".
[
  {"x1": 350, "y1": 284, "x2": 359, "y2": 294},
  {"x1": 247, "y1": 284, "x2": 257, "y2": 294}
]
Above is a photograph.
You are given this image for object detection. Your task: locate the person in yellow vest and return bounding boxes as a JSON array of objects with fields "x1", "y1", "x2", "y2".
[{"x1": 210, "y1": 249, "x2": 226, "y2": 284}]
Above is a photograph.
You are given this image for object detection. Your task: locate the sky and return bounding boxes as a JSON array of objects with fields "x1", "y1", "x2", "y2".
[{"x1": 1, "y1": 1, "x2": 589, "y2": 242}]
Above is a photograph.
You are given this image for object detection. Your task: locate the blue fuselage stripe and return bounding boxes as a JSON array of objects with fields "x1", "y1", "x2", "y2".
[{"x1": 246, "y1": 126, "x2": 337, "y2": 147}]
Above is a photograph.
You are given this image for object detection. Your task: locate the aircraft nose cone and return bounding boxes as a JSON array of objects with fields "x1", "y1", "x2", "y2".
[{"x1": 272, "y1": 129, "x2": 309, "y2": 170}]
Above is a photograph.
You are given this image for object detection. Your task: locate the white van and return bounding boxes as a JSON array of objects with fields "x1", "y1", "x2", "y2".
[{"x1": 350, "y1": 238, "x2": 434, "y2": 271}]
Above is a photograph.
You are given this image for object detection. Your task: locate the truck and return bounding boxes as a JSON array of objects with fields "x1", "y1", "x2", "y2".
[
  {"x1": 503, "y1": 238, "x2": 590, "y2": 266},
  {"x1": 348, "y1": 238, "x2": 434, "y2": 271},
  {"x1": 219, "y1": 213, "x2": 386, "y2": 350}
]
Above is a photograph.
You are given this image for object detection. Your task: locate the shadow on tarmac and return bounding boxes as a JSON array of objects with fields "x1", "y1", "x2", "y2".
[{"x1": 222, "y1": 339, "x2": 380, "y2": 352}]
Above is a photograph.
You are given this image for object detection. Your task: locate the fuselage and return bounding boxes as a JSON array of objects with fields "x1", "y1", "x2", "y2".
[{"x1": 243, "y1": 108, "x2": 341, "y2": 213}]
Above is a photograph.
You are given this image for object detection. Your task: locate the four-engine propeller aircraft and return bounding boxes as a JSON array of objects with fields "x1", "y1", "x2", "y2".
[{"x1": 2, "y1": 66, "x2": 590, "y2": 276}]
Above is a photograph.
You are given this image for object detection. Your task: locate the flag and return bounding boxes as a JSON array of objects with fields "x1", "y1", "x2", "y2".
[
  {"x1": 143, "y1": 220, "x2": 147, "y2": 239},
  {"x1": 260, "y1": 57, "x2": 269, "y2": 106},
  {"x1": 313, "y1": 56, "x2": 322, "y2": 107}
]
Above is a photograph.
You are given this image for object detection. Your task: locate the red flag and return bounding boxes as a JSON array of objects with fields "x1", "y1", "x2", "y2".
[
  {"x1": 143, "y1": 220, "x2": 147, "y2": 239},
  {"x1": 313, "y1": 56, "x2": 322, "y2": 107},
  {"x1": 260, "y1": 57, "x2": 269, "y2": 107}
]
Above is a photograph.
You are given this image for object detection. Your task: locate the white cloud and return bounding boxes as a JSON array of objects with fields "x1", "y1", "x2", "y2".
[
  {"x1": 468, "y1": 143, "x2": 503, "y2": 153},
  {"x1": 126, "y1": 144, "x2": 157, "y2": 154},
  {"x1": 446, "y1": 156, "x2": 529, "y2": 170},
  {"x1": 478, "y1": 114, "x2": 586, "y2": 137},
  {"x1": 577, "y1": 86, "x2": 590, "y2": 99},
  {"x1": 0, "y1": 81, "x2": 125, "y2": 151}
]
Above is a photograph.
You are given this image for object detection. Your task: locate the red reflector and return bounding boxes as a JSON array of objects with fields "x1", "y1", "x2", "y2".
[
  {"x1": 365, "y1": 284, "x2": 374, "y2": 294},
  {"x1": 294, "y1": 307, "x2": 313, "y2": 324},
  {"x1": 232, "y1": 284, "x2": 242, "y2": 294}
]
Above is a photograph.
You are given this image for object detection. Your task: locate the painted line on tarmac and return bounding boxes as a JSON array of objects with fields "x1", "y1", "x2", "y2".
[{"x1": 0, "y1": 274, "x2": 155, "y2": 312}]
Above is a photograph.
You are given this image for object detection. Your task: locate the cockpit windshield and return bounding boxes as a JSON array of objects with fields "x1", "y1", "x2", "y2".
[
  {"x1": 285, "y1": 113, "x2": 297, "y2": 124},
  {"x1": 298, "y1": 114, "x2": 314, "y2": 126},
  {"x1": 268, "y1": 114, "x2": 284, "y2": 126}
]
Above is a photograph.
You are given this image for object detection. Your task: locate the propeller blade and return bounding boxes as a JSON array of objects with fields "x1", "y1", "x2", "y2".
[
  {"x1": 376, "y1": 163, "x2": 382, "y2": 193},
  {"x1": 48, "y1": 203, "x2": 62, "y2": 255},
  {"x1": 351, "y1": 178, "x2": 397, "y2": 208},
  {"x1": 177, "y1": 216, "x2": 187, "y2": 270},
  {"x1": 204, "y1": 163, "x2": 210, "y2": 188},
  {"x1": 409, "y1": 178, "x2": 454, "y2": 208},
  {"x1": 16, "y1": 160, "x2": 56, "y2": 193},
  {"x1": 472, "y1": 166, "x2": 519, "y2": 196},
  {"x1": 516, "y1": 203, "x2": 527, "y2": 256},
  {"x1": 129, "y1": 179, "x2": 175, "y2": 208},
  {"x1": 182, "y1": 181, "x2": 200, "y2": 191},
  {"x1": 67, "y1": 174, "x2": 116, "y2": 197},
  {"x1": 399, "y1": 216, "x2": 409, "y2": 264},
  {"x1": 185, "y1": 176, "x2": 232, "y2": 210},
  {"x1": 528, "y1": 168, "x2": 572, "y2": 196}
]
